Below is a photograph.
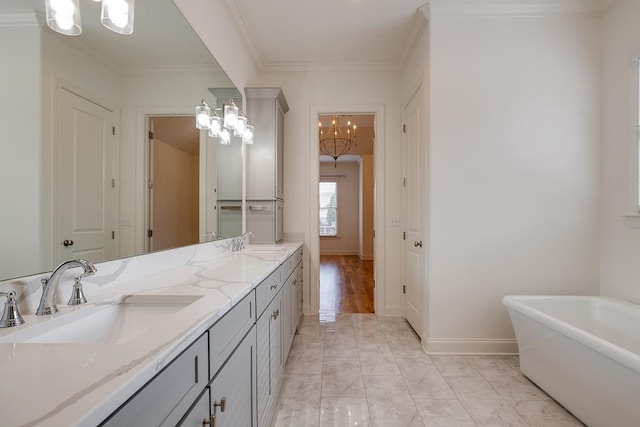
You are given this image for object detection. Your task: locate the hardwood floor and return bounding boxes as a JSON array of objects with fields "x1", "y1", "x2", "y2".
[{"x1": 319, "y1": 255, "x2": 374, "y2": 314}]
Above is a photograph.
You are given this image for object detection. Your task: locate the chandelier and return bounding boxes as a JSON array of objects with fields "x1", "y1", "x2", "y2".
[{"x1": 319, "y1": 115, "x2": 357, "y2": 165}]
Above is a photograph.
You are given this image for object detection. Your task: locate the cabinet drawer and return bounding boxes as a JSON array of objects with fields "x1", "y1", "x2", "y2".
[
  {"x1": 281, "y1": 247, "x2": 303, "y2": 282},
  {"x1": 101, "y1": 334, "x2": 208, "y2": 427},
  {"x1": 209, "y1": 291, "x2": 255, "y2": 377},
  {"x1": 255, "y1": 267, "x2": 281, "y2": 318}
]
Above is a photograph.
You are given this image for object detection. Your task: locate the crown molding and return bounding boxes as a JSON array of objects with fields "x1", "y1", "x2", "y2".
[
  {"x1": 0, "y1": 10, "x2": 38, "y2": 27},
  {"x1": 222, "y1": 0, "x2": 266, "y2": 73},
  {"x1": 429, "y1": 0, "x2": 615, "y2": 18},
  {"x1": 259, "y1": 61, "x2": 402, "y2": 73},
  {"x1": 400, "y1": 3, "x2": 430, "y2": 69}
]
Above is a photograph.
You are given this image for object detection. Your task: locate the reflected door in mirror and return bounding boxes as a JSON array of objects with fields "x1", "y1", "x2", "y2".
[{"x1": 58, "y1": 88, "x2": 116, "y2": 265}]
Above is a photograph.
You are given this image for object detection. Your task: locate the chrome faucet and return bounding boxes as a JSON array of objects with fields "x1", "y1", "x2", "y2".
[
  {"x1": 36, "y1": 259, "x2": 97, "y2": 316},
  {"x1": 231, "y1": 232, "x2": 254, "y2": 252},
  {"x1": 0, "y1": 291, "x2": 24, "y2": 328}
]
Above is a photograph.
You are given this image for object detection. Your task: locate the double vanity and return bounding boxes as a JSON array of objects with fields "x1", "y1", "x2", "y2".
[{"x1": 0, "y1": 240, "x2": 303, "y2": 426}]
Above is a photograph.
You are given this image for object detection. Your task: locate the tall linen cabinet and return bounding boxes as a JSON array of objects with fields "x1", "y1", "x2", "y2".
[{"x1": 244, "y1": 88, "x2": 289, "y2": 243}]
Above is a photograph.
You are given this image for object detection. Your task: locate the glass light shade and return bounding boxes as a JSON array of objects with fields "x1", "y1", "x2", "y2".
[
  {"x1": 223, "y1": 103, "x2": 238, "y2": 130},
  {"x1": 45, "y1": 0, "x2": 82, "y2": 36},
  {"x1": 219, "y1": 128, "x2": 231, "y2": 145},
  {"x1": 208, "y1": 116, "x2": 222, "y2": 137},
  {"x1": 195, "y1": 105, "x2": 211, "y2": 130},
  {"x1": 101, "y1": 0, "x2": 135, "y2": 35},
  {"x1": 234, "y1": 115, "x2": 247, "y2": 137},
  {"x1": 242, "y1": 124, "x2": 255, "y2": 144}
]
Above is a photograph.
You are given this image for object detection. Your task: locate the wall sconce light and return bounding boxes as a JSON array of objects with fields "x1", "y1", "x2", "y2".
[
  {"x1": 101, "y1": 0, "x2": 135, "y2": 35},
  {"x1": 45, "y1": 0, "x2": 82, "y2": 36},
  {"x1": 195, "y1": 99, "x2": 254, "y2": 145},
  {"x1": 45, "y1": 0, "x2": 135, "y2": 36}
]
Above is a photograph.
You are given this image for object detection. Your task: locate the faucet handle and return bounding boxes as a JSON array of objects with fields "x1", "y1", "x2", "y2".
[
  {"x1": 68, "y1": 277, "x2": 88, "y2": 306},
  {"x1": 0, "y1": 291, "x2": 25, "y2": 328}
]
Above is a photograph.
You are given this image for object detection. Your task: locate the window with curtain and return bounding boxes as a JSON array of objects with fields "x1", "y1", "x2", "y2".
[{"x1": 319, "y1": 181, "x2": 338, "y2": 236}]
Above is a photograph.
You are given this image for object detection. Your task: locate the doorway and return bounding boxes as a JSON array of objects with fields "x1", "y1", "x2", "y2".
[
  {"x1": 318, "y1": 114, "x2": 375, "y2": 315},
  {"x1": 147, "y1": 116, "x2": 200, "y2": 251}
]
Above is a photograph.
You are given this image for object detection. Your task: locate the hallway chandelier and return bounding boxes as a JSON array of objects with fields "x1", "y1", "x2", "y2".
[
  {"x1": 195, "y1": 99, "x2": 254, "y2": 145},
  {"x1": 319, "y1": 115, "x2": 357, "y2": 165},
  {"x1": 45, "y1": 0, "x2": 135, "y2": 36}
]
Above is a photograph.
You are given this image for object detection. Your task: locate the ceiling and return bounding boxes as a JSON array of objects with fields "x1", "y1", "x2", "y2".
[{"x1": 228, "y1": 0, "x2": 429, "y2": 70}]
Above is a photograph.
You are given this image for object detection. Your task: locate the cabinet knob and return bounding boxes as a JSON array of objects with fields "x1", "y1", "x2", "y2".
[
  {"x1": 202, "y1": 416, "x2": 215, "y2": 426},
  {"x1": 214, "y1": 397, "x2": 227, "y2": 413},
  {"x1": 272, "y1": 309, "x2": 280, "y2": 319}
]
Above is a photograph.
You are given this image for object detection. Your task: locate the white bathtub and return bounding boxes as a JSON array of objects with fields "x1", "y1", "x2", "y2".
[{"x1": 502, "y1": 296, "x2": 640, "y2": 427}]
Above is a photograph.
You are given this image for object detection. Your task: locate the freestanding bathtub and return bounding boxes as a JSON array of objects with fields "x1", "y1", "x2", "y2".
[{"x1": 502, "y1": 295, "x2": 640, "y2": 427}]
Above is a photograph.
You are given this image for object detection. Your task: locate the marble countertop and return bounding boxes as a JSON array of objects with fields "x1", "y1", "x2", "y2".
[{"x1": 0, "y1": 242, "x2": 302, "y2": 427}]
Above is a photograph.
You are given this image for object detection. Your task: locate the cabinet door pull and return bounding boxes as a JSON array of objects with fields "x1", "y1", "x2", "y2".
[
  {"x1": 270, "y1": 284, "x2": 277, "y2": 290},
  {"x1": 214, "y1": 397, "x2": 227, "y2": 413},
  {"x1": 272, "y1": 309, "x2": 280, "y2": 319}
]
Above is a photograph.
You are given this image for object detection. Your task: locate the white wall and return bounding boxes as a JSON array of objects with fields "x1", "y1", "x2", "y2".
[
  {"x1": 0, "y1": 15, "x2": 41, "y2": 278},
  {"x1": 600, "y1": 0, "x2": 640, "y2": 304},
  {"x1": 320, "y1": 162, "x2": 360, "y2": 256},
  {"x1": 421, "y1": 5, "x2": 602, "y2": 352},
  {"x1": 254, "y1": 69, "x2": 403, "y2": 315}
]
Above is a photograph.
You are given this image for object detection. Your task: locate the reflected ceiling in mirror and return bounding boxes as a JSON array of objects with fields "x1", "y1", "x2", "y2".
[{"x1": 0, "y1": 0, "x2": 243, "y2": 281}]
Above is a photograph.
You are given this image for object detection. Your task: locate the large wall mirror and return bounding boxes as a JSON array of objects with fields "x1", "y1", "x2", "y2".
[{"x1": 0, "y1": 0, "x2": 244, "y2": 281}]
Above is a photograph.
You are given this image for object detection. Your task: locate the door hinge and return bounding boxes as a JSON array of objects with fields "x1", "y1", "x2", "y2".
[
  {"x1": 403, "y1": 177, "x2": 407, "y2": 187},
  {"x1": 148, "y1": 180, "x2": 153, "y2": 189},
  {"x1": 403, "y1": 231, "x2": 406, "y2": 240},
  {"x1": 148, "y1": 229, "x2": 153, "y2": 238},
  {"x1": 112, "y1": 126, "x2": 116, "y2": 136},
  {"x1": 111, "y1": 231, "x2": 115, "y2": 239},
  {"x1": 148, "y1": 131, "x2": 154, "y2": 140},
  {"x1": 403, "y1": 124, "x2": 406, "y2": 133},
  {"x1": 402, "y1": 285, "x2": 406, "y2": 294},
  {"x1": 111, "y1": 178, "x2": 115, "y2": 188}
]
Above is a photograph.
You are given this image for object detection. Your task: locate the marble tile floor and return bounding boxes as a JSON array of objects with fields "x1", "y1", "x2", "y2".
[{"x1": 273, "y1": 313, "x2": 584, "y2": 427}]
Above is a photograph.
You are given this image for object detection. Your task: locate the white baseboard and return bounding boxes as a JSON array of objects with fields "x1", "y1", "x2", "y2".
[
  {"x1": 424, "y1": 337, "x2": 519, "y2": 355},
  {"x1": 319, "y1": 250, "x2": 359, "y2": 256}
]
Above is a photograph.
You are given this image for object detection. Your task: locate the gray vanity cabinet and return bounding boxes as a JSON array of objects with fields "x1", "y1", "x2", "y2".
[
  {"x1": 256, "y1": 273, "x2": 284, "y2": 427},
  {"x1": 177, "y1": 388, "x2": 210, "y2": 426},
  {"x1": 99, "y1": 246, "x2": 302, "y2": 427},
  {"x1": 100, "y1": 334, "x2": 209, "y2": 427},
  {"x1": 209, "y1": 326, "x2": 258, "y2": 427}
]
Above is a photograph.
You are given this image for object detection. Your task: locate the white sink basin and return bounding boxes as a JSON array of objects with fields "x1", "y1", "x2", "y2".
[{"x1": 0, "y1": 295, "x2": 202, "y2": 345}]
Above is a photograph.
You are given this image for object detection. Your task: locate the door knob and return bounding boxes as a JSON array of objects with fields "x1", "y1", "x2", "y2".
[
  {"x1": 63, "y1": 239, "x2": 74, "y2": 247},
  {"x1": 414, "y1": 241, "x2": 422, "y2": 248}
]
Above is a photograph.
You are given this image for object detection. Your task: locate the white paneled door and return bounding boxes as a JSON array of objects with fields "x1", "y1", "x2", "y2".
[
  {"x1": 402, "y1": 84, "x2": 425, "y2": 338},
  {"x1": 57, "y1": 88, "x2": 116, "y2": 265}
]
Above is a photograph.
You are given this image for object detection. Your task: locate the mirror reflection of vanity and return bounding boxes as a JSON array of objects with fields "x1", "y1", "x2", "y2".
[{"x1": 0, "y1": 0, "x2": 244, "y2": 281}]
